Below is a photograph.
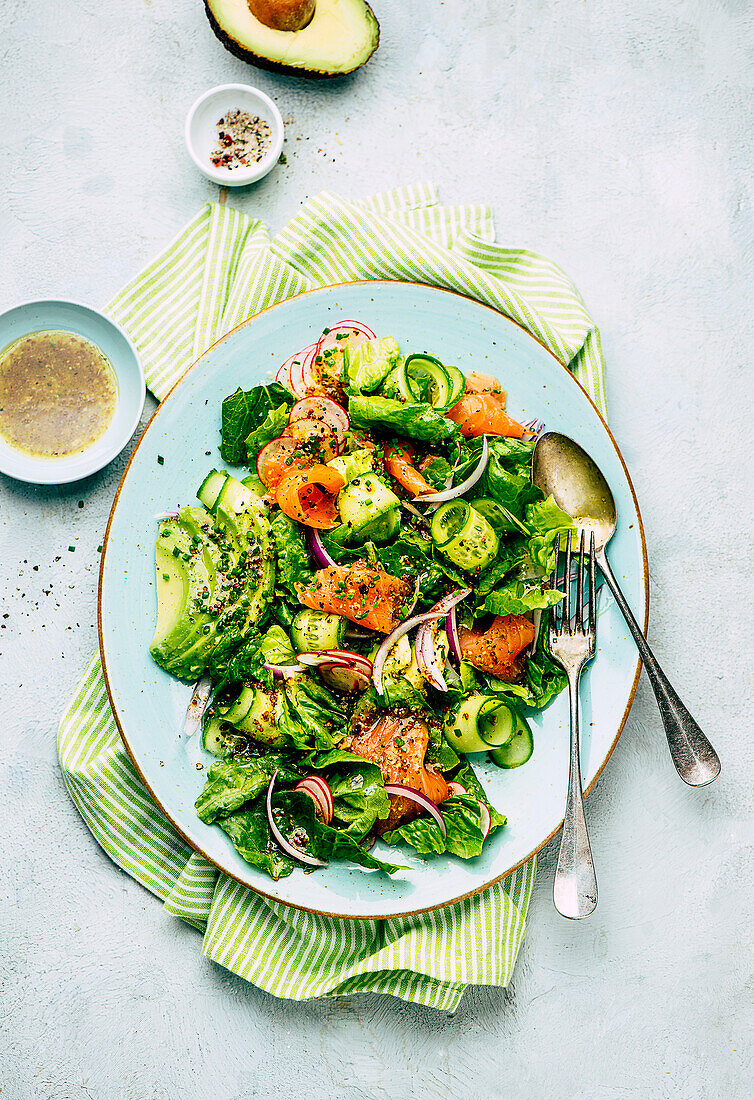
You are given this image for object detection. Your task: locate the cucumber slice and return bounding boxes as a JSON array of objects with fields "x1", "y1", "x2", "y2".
[
  {"x1": 221, "y1": 686, "x2": 256, "y2": 725},
  {"x1": 215, "y1": 475, "x2": 256, "y2": 516},
  {"x1": 382, "y1": 359, "x2": 419, "y2": 403},
  {"x1": 489, "y1": 712, "x2": 534, "y2": 768},
  {"x1": 337, "y1": 473, "x2": 400, "y2": 542},
  {"x1": 202, "y1": 717, "x2": 245, "y2": 758},
  {"x1": 291, "y1": 610, "x2": 345, "y2": 653},
  {"x1": 197, "y1": 469, "x2": 227, "y2": 512},
  {"x1": 430, "y1": 500, "x2": 470, "y2": 548},
  {"x1": 405, "y1": 354, "x2": 452, "y2": 410},
  {"x1": 431, "y1": 501, "x2": 499, "y2": 571},
  {"x1": 442, "y1": 364, "x2": 466, "y2": 409},
  {"x1": 443, "y1": 693, "x2": 493, "y2": 753},
  {"x1": 351, "y1": 505, "x2": 399, "y2": 544},
  {"x1": 478, "y1": 700, "x2": 516, "y2": 747}
]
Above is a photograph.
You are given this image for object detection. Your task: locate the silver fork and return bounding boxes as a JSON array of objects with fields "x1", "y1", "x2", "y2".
[{"x1": 549, "y1": 529, "x2": 598, "y2": 919}]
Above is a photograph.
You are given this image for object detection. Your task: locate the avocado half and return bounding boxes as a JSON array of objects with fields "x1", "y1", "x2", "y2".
[{"x1": 204, "y1": 0, "x2": 380, "y2": 78}]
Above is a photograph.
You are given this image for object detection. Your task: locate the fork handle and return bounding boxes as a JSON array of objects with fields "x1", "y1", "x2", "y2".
[
  {"x1": 554, "y1": 667, "x2": 598, "y2": 919},
  {"x1": 596, "y1": 548, "x2": 721, "y2": 787}
]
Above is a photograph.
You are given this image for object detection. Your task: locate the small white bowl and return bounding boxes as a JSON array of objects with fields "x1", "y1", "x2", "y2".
[
  {"x1": 185, "y1": 84, "x2": 284, "y2": 187},
  {"x1": 0, "y1": 300, "x2": 145, "y2": 485}
]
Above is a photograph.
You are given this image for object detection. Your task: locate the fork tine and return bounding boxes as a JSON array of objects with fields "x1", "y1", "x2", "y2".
[
  {"x1": 551, "y1": 534, "x2": 561, "y2": 631},
  {"x1": 563, "y1": 530, "x2": 572, "y2": 633},
  {"x1": 576, "y1": 529, "x2": 585, "y2": 631},
  {"x1": 588, "y1": 530, "x2": 596, "y2": 634}
]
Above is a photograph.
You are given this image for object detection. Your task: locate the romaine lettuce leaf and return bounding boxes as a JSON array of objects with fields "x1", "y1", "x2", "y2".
[
  {"x1": 218, "y1": 806, "x2": 296, "y2": 880},
  {"x1": 347, "y1": 337, "x2": 400, "y2": 392},
  {"x1": 484, "y1": 581, "x2": 563, "y2": 617},
  {"x1": 271, "y1": 512, "x2": 313, "y2": 597},
  {"x1": 220, "y1": 383, "x2": 294, "y2": 466},
  {"x1": 525, "y1": 496, "x2": 576, "y2": 573},
  {"x1": 244, "y1": 402, "x2": 290, "y2": 462},
  {"x1": 276, "y1": 791, "x2": 404, "y2": 874},
  {"x1": 195, "y1": 755, "x2": 301, "y2": 824},
  {"x1": 349, "y1": 396, "x2": 459, "y2": 444}
]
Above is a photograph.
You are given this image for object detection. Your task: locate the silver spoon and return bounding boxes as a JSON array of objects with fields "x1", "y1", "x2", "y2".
[{"x1": 532, "y1": 432, "x2": 720, "y2": 787}]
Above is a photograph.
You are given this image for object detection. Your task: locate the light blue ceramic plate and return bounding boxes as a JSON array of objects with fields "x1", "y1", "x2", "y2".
[
  {"x1": 99, "y1": 282, "x2": 648, "y2": 919},
  {"x1": 0, "y1": 300, "x2": 144, "y2": 484}
]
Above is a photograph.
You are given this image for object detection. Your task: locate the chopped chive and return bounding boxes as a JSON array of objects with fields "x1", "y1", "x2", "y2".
[{"x1": 157, "y1": 455, "x2": 164, "y2": 465}]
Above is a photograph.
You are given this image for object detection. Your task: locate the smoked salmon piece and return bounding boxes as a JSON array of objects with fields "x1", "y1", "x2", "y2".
[
  {"x1": 296, "y1": 562, "x2": 411, "y2": 634},
  {"x1": 344, "y1": 712, "x2": 449, "y2": 833},
  {"x1": 446, "y1": 394, "x2": 525, "y2": 439},
  {"x1": 459, "y1": 614, "x2": 535, "y2": 681}
]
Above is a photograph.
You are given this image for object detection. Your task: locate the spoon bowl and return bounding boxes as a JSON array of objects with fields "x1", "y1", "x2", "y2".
[{"x1": 533, "y1": 431, "x2": 720, "y2": 788}]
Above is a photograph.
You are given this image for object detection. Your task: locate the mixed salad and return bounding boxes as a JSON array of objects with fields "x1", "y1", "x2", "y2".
[{"x1": 149, "y1": 320, "x2": 573, "y2": 880}]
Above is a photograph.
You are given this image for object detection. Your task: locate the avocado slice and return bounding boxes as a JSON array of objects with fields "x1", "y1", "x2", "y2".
[
  {"x1": 204, "y1": 0, "x2": 379, "y2": 78},
  {"x1": 150, "y1": 501, "x2": 274, "y2": 683}
]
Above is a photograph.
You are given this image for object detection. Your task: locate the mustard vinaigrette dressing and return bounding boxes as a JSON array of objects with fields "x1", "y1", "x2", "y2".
[{"x1": 0, "y1": 330, "x2": 118, "y2": 458}]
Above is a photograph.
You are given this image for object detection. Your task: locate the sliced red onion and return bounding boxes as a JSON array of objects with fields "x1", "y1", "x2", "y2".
[
  {"x1": 183, "y1": 675, "x2": 212, "y2": 739},
  {"x1": 266, "y1": 771, "x2": 327, "y2": 868},
  {"x1": 319, "y1": 664, "x2": 371, "y2": 693},
  {"x1": 297, "y1": 652, "x2": 349, "y2": 668},
  {"x1": 446, "y1": 606, "x2": 462, "y2": 664},
  {"x1": 155, "y1": 511, "x2": 179, "y2": 521},
  {"x1": 344, "y1": 626, "x2": 374, "y2": 640},
  {"x1": 446, "y1": 781, "x2": 467, "y2": 797},
  {"x1": 414, "y1": 436, "x2": 489, "y2": 504},
  {"x1": 400, "y1": 500, "x2": 430, "y2": 526},
  {"x1": 295, "y1": 776, "x2": 334, "y2": 824},
  {"x1": 263, "y1": 662, "x2": 305, "y2": 677},
  {"x1": 384, "y1": 784, "x2": 447, "y2": 838},
  {"x1": 477, "y1": 802, "x2": 492, "y2": 840},
  {"x1": 415, "y1": 619, "x2": 448, "y2": 692},
  {"x1": 372, "y1": 589, "x2": 471, "y2": 696},
  {"x1": 306, "y1": 527, "x2": 337, "y2": 569}
]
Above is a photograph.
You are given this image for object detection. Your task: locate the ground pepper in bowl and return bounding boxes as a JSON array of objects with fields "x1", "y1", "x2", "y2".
[{"x1": 210, "y1": 109, "x2": 272, "y2": 170}]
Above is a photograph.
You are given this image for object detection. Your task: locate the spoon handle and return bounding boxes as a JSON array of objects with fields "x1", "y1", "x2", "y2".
[{"x1": 595, "y1": 548, "x2": 721, "y2": 787}]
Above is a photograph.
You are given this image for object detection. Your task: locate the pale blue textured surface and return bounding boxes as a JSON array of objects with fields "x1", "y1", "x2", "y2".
[{"x1": 1, "y1": 1, "x2": 752, "y2": 1097}]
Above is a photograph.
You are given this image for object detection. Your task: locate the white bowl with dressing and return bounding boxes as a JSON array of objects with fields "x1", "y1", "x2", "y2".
[
  {"x1": 185, "y1": 84, "x2": 284, "y2": 187},
  {"x1": 0, "y1": 300, "x2": 145, "y2": 485}
]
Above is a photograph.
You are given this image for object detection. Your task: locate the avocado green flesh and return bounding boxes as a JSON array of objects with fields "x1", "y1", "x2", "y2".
[
  {"x1": 150, "y1": 503, "x2": 273, "y2": 683},
  {"x1": 204, "y1": 0, "x2": 379, "y2": 78}
]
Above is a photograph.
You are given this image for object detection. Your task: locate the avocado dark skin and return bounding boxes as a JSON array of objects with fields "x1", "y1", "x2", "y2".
[{"x1": 203, "y1": 0, "x2": 379, "y2": 79}]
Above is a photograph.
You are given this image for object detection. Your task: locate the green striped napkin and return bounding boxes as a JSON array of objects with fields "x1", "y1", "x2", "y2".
[{"x1": 58, "y1": 183, "x2": 606, "y2": 1012}]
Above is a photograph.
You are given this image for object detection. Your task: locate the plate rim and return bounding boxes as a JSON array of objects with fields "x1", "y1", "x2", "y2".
[{"x1": 98, "y1": 279, "x2": 649, "y2": 920}]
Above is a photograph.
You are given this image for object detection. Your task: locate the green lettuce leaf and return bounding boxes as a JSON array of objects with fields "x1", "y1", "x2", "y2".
[
  {"x1": 349, "y1": 396, "x2": 459, "y2": 444},
  {"x1": 195, "y1": 755, "x2": 301, "y2": 824},
  {"x1": 218, "y1": 806, "x2": 296, "y2": 880},
  {"x1": 220, "y1": 383, "x2": 294, "y2": 466},
  {"x1": 525, "y1": 496, "x2": 576, "y2": 573},
  {"x1": 347, "y1": 336, "x2": 400, "y2": 392},
  {"x1": 276, "y1": 791, "x2": 404, "y2": 874},
  {"x1": 270, "y1": 511, "x2": 313, "y2": 598},
  {"x1": 244, "y1": 403, "x2": 290, "y2": 462},
  {"x1": 484, "y1": 581, "x2": 563, "y2": 617}
]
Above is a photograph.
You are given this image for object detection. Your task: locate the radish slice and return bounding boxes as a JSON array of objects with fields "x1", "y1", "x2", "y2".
[
  {"x1": 256, "y1": 436, "x2": 300, "y2": 488},
  {"x1": 277, "y1": 343, "x2": 318, "y2": 397},
  {"x1": 522, "y1": 418, "x2": 545, "y2": 441},
  {"x1": 155, "y1": 510, "x2": 179, "y2": 521},
  {"x1": 324, "y1": 649, "x2": 373, "y2": 674},
  {"x1": 414, "y1": 436, "x2": 489, "y2": 504},
  {"x1": 477, "y1": 802, "x2": 492, "y2": 840},
  {"x1": 183, "y1": 675, "x2": 212, "y2": 739},
  {"x1": 266, "y1": 771, "x2": 326, "y2": 868},
  {"x1": 315, "y1": 320, "x2": 376, "y2": 355},
  {"x1": 297, "y1": 652, "x2": 351, "y2": 668},
  {"x1": 447, "y1": 781, "x2": 467, "y2": 797},
  {"x1": 319, "y1": 664, "x2": 371, "y2": 693},
  {"x1": 295, "y1": 776, "x2": 334, "y2": 824},
  {"x1": 290, "y1": 396, "x2": 349, "y2": 435},
  {"x1": 263, "y1": 662, "x2": 305, "y2": 677},
  {"x1": 306, "y1": 527, "x2": 338, "y2": 569},
  {"x1": 384, "y1": 784, "x2": 447, "y2": 838}
]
